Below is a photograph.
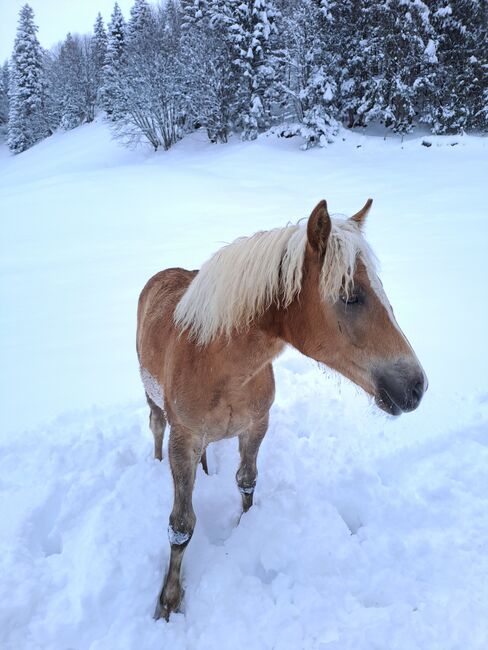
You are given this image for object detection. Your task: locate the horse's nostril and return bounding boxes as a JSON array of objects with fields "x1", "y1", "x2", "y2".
[
  {"x1": 374, "y1": 366, "x2": 426, "y2": 414},
  {"x1": 411, "y1": 380, "x2": 424, "y2": 406}
]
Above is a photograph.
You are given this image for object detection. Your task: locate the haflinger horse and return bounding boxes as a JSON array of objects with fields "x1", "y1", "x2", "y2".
[{"x1": 136, "y1": 199, "x2": 427, "y2": 620}]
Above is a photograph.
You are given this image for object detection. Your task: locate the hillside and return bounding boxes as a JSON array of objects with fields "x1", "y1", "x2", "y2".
[{"x1": 1, "y1": 123, "x2": 488, "y2": 649}]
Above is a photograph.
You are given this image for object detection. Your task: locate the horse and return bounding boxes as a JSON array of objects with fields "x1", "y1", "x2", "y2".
[{"x1": 136, "y1": 199, "x2": 427, "y2": 620}]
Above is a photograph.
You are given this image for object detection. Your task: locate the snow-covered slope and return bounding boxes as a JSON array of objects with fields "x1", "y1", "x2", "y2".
[{"x1": 1, "y1": 123, "x2": 488, "y2": 649}]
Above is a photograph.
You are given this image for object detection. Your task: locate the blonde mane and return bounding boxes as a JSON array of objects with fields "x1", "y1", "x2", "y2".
[{"x1": 174, "y1": 218, "x2": 378, "y2": 345}]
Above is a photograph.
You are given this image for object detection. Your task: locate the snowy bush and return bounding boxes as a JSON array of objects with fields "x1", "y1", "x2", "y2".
[{"x1": 109, "y1": 1, "x2": 184, "y2": 151}]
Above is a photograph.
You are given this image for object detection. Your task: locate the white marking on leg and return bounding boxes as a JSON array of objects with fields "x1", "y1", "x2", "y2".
[
  {"x1": 168, "y1": 525, "x2": 190, "y2": 546},
  {"x1": 239, "y1": 486, "x2": 255, "y2": 495},
  {"x1": 140, "y1": 366, "x2": 165, "y2": 409}
]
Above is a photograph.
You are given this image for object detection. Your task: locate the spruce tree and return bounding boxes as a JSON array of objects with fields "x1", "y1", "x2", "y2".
[
  {"x1": 127, "y1": 0, "x2": 153, "y2": 39},
  {"x1": 335, "y1": 0, "x2": 367, "y2": 128},
  {"x1": 0, "y1": 61, "x2": 9, "y2": 126},
  {"x1": 102, "y1": 2, "x2": 127, "y2": 120},
  {"x1": 57, "y1": 33, "x2": 96, "y2": 129},
  {"x1": 92, "y1": 13, "x2": 107, "y2": 106},
  {"x1": 430, "y1": 0, "x2": 488, "y2": 133},
  {"x1": 41, "y1": 48, "x2": 63, "y2": 132},
  {"x1": 7, "y1": 4, "x2": 48, "y2": 153},
  {"x1": 346, "y1": 0, "x2": 435, "y2": 134},
  {"x1": 383, "y1": 0, "x2": 435, "y2": 134},
  {"x1": 180, "y1": 0, "x2": 236, "y2": 142},
  {"x1": 278, "y1": 0, "x2": 340, "y2": 147},
  {"x1": 182, "y1": 0, "x2": 209, "y2": 25},
  {"x1": 219, "y1": 0, "x2": 280, "y2": 140}
]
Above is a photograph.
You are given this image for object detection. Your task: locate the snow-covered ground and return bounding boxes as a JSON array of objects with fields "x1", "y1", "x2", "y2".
[{"x1": 1, "y1": 123, "x2": 488, "y2": 649}]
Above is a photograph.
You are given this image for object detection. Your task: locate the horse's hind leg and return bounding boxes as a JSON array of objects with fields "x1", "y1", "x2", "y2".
[
  {"x1": 155, "y1": 424, "x2": 201, "y2": 620},
  {"x1": 236, "y1": 415, "x2": 269, "y2": 513},
  {"x1": 146, "y1": 394, "x2": 166, "y2": 461}
]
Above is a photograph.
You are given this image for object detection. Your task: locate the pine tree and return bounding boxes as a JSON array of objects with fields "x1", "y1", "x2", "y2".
[
  {"x1": 218, "y1": 0, "x2": 280, "y2": 140},
  {"x1": 430, "y1": 0, "x2": 488, "y2": 133},
  {"x1": 383, "y1": 0, "x2": 435, "y2": 134},
  {"x1": 345, "y1": 0, "x2": 435, "y2": 134},
  {"x1": 7, "y1": 4, "x2": 48, "y2": 153},
  {"x1": 59, "y1": 34, "x2": 83, "y2": 129},
  {"x1": 102, "y1": 2, "x2": 127, "y2": 120},
  {"x1": 180, "y1": 0, "x2": 237, "y2": 142},
  {"x1": 182, "y1": 0, "x2": 210, "y2": 26},
  {"x1": 56, "y1": 33, "x2": 97, "y2": 129},
  {"x1": 0, "y1": 61, "x2": 9, "y2": 125},
  {"x1": 127, "y1": 0, "x2": 153, "y2": 40},
  {"x1": 41, "y1": 48, "x2": 62, "y2": 132},
  {"x1": 333, "y1": 0, "x2": 364, "y2": 128},
  {"x1": 92, "y1": 13, "x2": 107, "y2": 106},
  {"x1": 278, "y1": 0, "x2": 340, "y2": 147}
]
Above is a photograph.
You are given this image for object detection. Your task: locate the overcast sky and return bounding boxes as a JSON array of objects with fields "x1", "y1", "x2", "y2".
[{"x1": 0, "y1": 0, "x2": 140, "y2": 62}]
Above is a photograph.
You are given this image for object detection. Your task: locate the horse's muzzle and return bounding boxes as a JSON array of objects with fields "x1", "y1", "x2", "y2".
[{"x1": 374, "y1": 361, "x2": 427, "y2": 415}]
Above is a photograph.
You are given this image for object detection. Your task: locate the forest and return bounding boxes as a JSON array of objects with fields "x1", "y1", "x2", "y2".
[{"x1": 1, "y1": 0, "x2": 487, "y2": 153}]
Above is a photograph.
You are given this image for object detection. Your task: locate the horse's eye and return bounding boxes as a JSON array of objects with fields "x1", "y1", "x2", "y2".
[{"x1": 340, "y1": 293, "x2": 360, "y2": 305}]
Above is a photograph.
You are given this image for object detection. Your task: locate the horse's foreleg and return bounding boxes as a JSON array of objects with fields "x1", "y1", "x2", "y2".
[
  {"x1": 146, "y1": 394, "x2": 166, "y2": 461},
  {"x1": 236, "y1": 415, "x2": 269, "y2": 513},
  {"x1": 155, "y1": 425, "x2": 200, "y2": 621},
  {"x1": 200, "y1": 447, "x2": 209, "y2": 475}
]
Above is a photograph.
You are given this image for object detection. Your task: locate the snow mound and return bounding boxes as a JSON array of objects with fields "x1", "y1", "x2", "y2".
[{"x1": 2, "y1": 387, "x2": 488, "y2": 649}]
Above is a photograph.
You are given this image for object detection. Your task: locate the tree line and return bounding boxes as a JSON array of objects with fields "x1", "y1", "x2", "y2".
[{"x1": 1, "y1": 0, "x2": 486, "y2": 154}]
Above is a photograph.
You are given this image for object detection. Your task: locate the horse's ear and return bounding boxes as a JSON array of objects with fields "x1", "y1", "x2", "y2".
[
  {"x1": 350, "y1": 198, "x2": 373, "y2": 228},
  {"x1": 307, "y1": 200, "x2": 331, "y2": 255}
]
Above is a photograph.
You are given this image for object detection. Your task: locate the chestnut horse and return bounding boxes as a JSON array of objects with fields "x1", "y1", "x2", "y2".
[{"x1": 136, "y1": 199, "x2": 427, "y2": 620}]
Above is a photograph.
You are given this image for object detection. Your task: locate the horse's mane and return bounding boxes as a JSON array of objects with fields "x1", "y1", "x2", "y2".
[{"x1": 174, "y1": 218, "x2": 378, "y2": 345}]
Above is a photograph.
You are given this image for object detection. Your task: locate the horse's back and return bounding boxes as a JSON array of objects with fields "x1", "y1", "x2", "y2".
[{"x1": 137, "y1": 267, "x2": 197, "y2": 364}]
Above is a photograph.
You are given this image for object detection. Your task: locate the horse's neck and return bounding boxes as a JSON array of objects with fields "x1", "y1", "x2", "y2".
[
  {"x1": 257, "y1": 293, "x2": 317, "y2": 363},
  {"x1": 219, "y1": 324, "x2": 286, "y2": 380}
]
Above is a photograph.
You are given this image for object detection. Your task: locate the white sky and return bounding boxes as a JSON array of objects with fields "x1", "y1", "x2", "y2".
[{"x1": 0, "y1": 0, "x2": 140, "y2": 62}]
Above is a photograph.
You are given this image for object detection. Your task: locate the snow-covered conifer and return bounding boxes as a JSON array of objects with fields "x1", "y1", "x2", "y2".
[
  {"x1": 56, "y1": 33, "x2": 91, "y2": 129},
  {"x1": 0, "y1": 61, "x2": 9, "y2": 126},
  {"x1": 181, "y1": 0, "x2": 209, "y2": 28},
  {"x1": 180, "y1": 0, "x2": 237, "y2": 142},
  {"x1": 383, "y1": 0, "x2": 435, "y2": 134},
  {"x1": 92, "y1": 13, "x2": 107, "y2": 105},
  {"x1": 127, "y1": 0, "x2": 153, "y2": 40},
  {"x1": 277, "y1": 0, "x2": 339, "y2": 147},
  {"x1": 429, "y1": 0, "x2": 487, "y2": 133},
  {"x1": 219, "y1": 0, "x2": 280, "y2": 140},
  {"x1": 102, "y1": 2, "x2": 127, "y2": 120},
  {"x1": 7, "y1": 4, "x2": 48, "y2": 153},
  {"x1": 348, "y1": 0, "x2": 435, "y2": 134}
]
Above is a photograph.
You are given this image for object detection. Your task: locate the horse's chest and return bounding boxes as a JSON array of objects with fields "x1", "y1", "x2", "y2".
[
  {"x1": 203, "y1": 398, "x2": 254, "y2": 441},
  {"x1": 165, "y1": 358, "x2": 275, "y2": 439}
]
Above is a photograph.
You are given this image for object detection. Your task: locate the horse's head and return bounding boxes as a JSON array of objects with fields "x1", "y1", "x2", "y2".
[{"x1": 285, "y1": 199, "x2": 427, "y2": 415}]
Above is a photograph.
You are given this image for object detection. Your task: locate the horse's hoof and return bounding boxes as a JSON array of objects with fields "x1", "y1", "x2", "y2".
[
  {"x1": 154, "y1": 587, "x2": 183, "y2": 621},
  {"x1": 154, "y1": 600, "x2": 170, "y2": 621}
]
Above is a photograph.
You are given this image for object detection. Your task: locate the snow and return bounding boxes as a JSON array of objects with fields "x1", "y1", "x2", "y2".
[
  {"x1": 140, "y1": 367, "x2": 165, "y2": 410},
  {"x1": 1, "y1": 121, "x2": 488, "y2": 649},
  {"x1": 424, "y1": 39, "x2": 438, "y2": 63}
]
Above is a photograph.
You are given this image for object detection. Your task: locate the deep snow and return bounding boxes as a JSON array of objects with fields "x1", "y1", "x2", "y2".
[{"x1": 1, "y1": 122, "x2": 488, "y2": 649}]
